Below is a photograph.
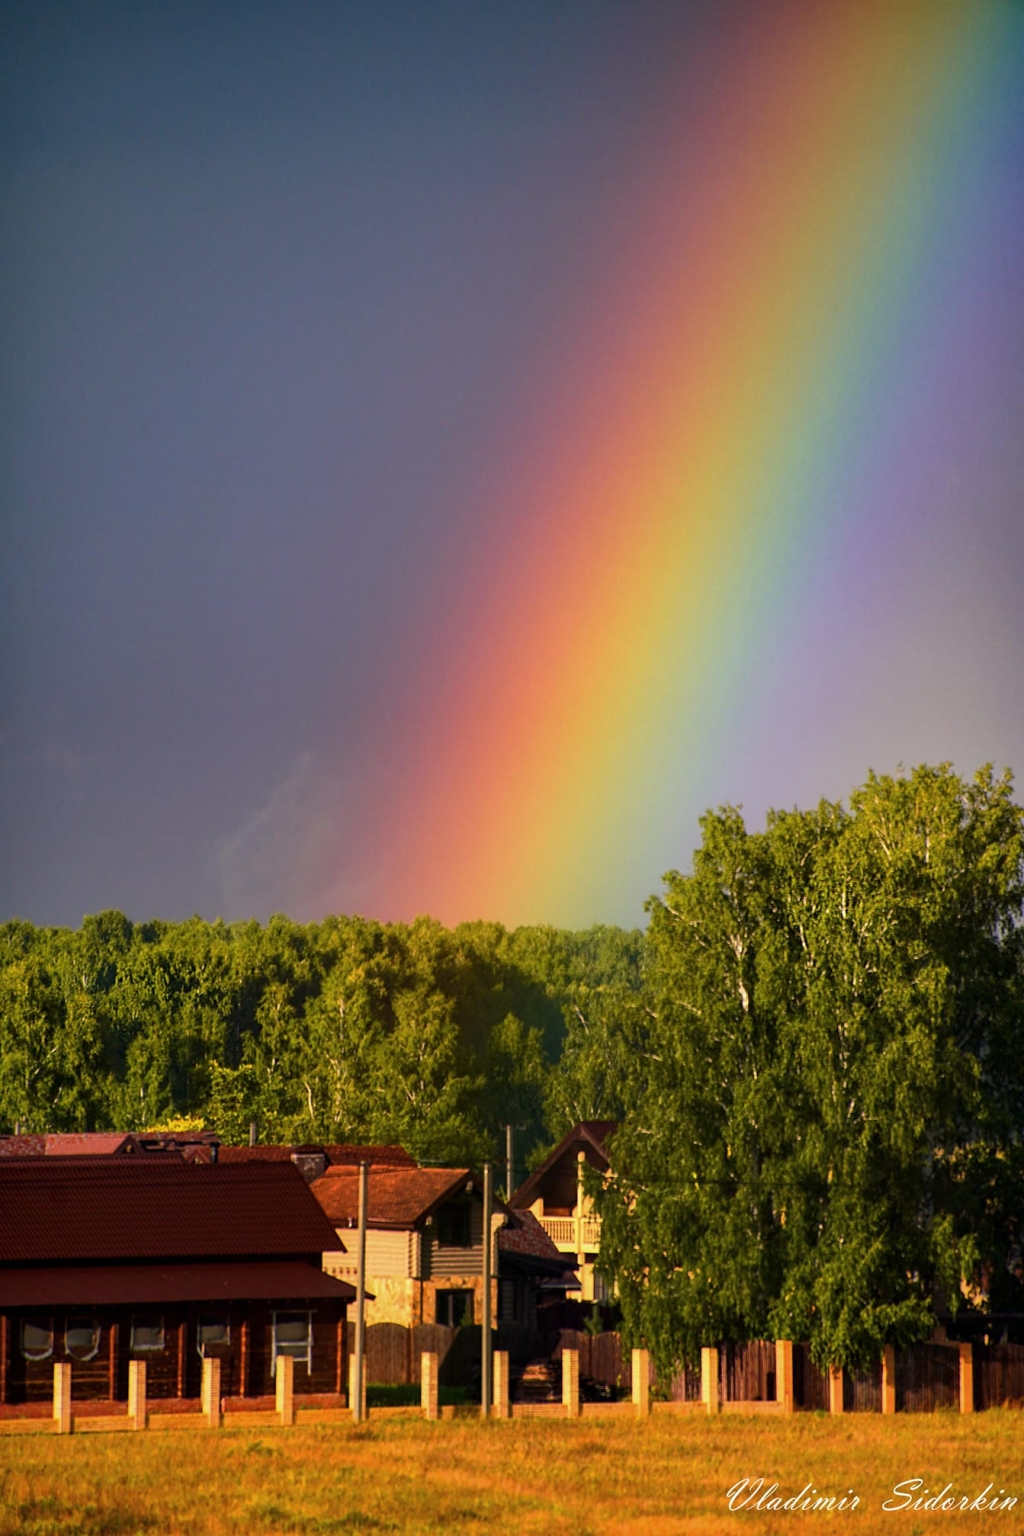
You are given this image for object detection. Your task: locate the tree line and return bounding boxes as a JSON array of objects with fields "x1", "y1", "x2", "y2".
[
  {"x1": 0, "y1": 908, "x2": 641, "y2": 1169},
  {"x1": 2, "y1": 762, "x2": 1022, "y2": 1369}
]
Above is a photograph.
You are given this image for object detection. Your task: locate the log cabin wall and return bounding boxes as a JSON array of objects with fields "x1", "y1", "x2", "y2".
[{"x1": 1, "y1": 1301, "x2": 347, "y2": 1404}]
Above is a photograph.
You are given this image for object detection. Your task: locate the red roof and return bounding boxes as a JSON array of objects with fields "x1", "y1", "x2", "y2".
[
  {"x1": 0, "y1": 1159, "x2": 345, "y2": 1264},
  {"x1": 0, "y1": 1261, "x2": 355, "y2": 1308},
  {"x1": 218, "y1": 1143, "x2": 415, "y2": 1168},
  {"x1": 43, "y1": 1133, "x2": 135, "y2": 1156},
  {"x1": 312, "y1": 1166, "x2": 474, "y2": 1229},
  {"x1": 0, "y1": 1134, "x2": 136, "y2": 1158}
]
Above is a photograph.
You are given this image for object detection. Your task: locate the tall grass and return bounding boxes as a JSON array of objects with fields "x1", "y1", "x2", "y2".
[{"x1": 1, "y1": 1412, "x2": 1021, "y2": 1535}]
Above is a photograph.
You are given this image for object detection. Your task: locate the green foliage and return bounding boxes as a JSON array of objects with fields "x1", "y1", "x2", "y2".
[
  {"x1": 596, "y1": 765, "x2": 1024, "y2": 1374},
  {"x1": 0, "y1": 908, "x2": 639, "y2": 1169}
]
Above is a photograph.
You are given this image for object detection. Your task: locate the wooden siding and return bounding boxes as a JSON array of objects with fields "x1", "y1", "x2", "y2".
[
  {"x1": 425, "y1": 1202, "x2": 483, "y2": 1279},
  {"x1": 2, "y1": 1302, "x2": 347, "y2": 1404},
  {"x1": 326, "y1": 1229, "x2": 414, "y2": 1281}
]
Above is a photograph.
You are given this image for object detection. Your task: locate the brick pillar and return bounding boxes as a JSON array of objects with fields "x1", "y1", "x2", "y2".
[
  {"x1": 421, "y1": 1351, "x2": 439, "y2": 1420},
  {"x1": 562, "y1": 1348, "x2": 580, "y2": 1418},
  {"x1": 775, "y1": 1340, "x2": 794, "y2": 1413},
  {"x1": 958, "y1": 1342, "x2": 974, "y2": 1415},
  {"x1": 701, "y1": 1347, "x2": 720, "y2": 1415},
  {"x1": 203, "y1": 1356, "x2": 222, "y2": 1428},
  {"x1": 492, "y1": 1351, "x2": 510, "y2": 1419},
  {"x1": 828, "y1": 1364, "x2": 844, "y2": 1415},
  {"x1": 881, "y1": 1346, "x2": 896, "y2": 1415},
  {"x1": 632, "y1": 1348, "x2": 650, "y2": 1417},
  {"x1": 276, "y1": 1353, "x2": 295, "y2": 1426},
  {"x1": 53, "y1": 1362, "x2": 72, "y2": 1435},
  {"x1": 128, "y1": 1359, "x2": 147, "y2": 1430}
]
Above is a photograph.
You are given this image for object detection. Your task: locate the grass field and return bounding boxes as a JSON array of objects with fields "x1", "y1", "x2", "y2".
[{"x1": 2, "y1": 1411, "x2": 1023, "y2": 1536}]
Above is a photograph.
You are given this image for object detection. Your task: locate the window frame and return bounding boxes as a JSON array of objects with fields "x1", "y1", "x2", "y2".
[
  {"x1": 130, "y1": 1315, "x2": 166, "y2": 1353},
  {"x1": 272, "y1": 1310, "x2": 313, "y2": 1372},
  {"x1": 436, "y1": 1201, "x2": 472, "y2": 1249},
  {"x1": 196, "y1": 1315, "x2": 232, "y2": 1357},
  {"x1": 65, "y1": 1316, "x2": 102, "y2": 1363},
  {"x1": 20, "y1": 1317, "x2": 54, "y2": 1362},
  {"x1": 435, "y1": 1288, "x2": 474, "y2": 1328}
]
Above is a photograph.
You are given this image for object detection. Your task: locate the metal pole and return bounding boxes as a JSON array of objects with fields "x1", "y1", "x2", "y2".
[
  {"x1": 353, "y1": 1159, "x2": 368, "y2": 1421},
  {"x1": 481, "y1": 1161, "x2": 492, "y2": 1418},
  {"x1": 505, "y1": 1124, "x2": 514, "y2": 1201}
]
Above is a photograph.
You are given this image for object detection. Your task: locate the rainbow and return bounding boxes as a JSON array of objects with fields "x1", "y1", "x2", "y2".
[{"x1": 330, "y1": 1, "x2": 1022, "y2": 929}]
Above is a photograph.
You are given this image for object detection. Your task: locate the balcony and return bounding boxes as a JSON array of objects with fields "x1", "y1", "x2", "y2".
[{"x1": 537, "y1": 1214, "x2": 602, "y2": 1252}]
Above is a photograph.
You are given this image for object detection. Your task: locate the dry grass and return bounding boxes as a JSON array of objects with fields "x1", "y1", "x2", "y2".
[{"x1": 2, "y1": 1411, "x2": 1023, "y2": 1536}]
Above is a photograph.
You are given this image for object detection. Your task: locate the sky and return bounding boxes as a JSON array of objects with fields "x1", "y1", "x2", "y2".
[{"x1": 3, "y1": 0, "x2": 1024, "y2": 934}]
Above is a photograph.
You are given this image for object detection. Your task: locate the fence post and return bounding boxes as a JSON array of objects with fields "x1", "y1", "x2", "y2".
[
  {"x1": 562, "y1": 1348, "x2": 580, "y2": 1418},
  {"x1": 53, "y1": 1362, "x2": 72, "y2": 1435},
  {"x1": 775, "y1": 1340, "x2": 794, "y2": 1413},
  {"x1": 128, "y1": 1359, "x2": 148, "y2": 1430},
  {"x1": 276, "y1": 1353, "x2": 295, "y2": 1426},
  {"x1": 828, "y1": 1364, "x2": 844, "y2": 1415},
  {"x1": 493, "y1": 1350, "x2": 510, "y2": 1419},
  {"x1": 348, "y1": 1352, "x2": 367, "y2": 1420},
  {"x1": 632, "y1": 1348, "x2": 650, "y2": 1417},
  {"x1": 881, "y1": 1346, "x2": 896, "y2": 1415},
  {"x1": 421, "y1": 1351, "x2": 439, "y2": 1420},
  {"x1": 202, "y1": 1356, "x2": 222, "y2": 1428},
  {"x1": 701, "y1": 1347, "x2": 719, "y2": 1415},
  {"x1": 958, "y1": 1342, "x2": 974, "y2": 1415}
]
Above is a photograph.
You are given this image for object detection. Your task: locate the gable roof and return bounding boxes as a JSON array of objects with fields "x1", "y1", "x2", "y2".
[
  {"x1": 0, "y1": 1158, "x2": 345, "y2": 1265},
  {"x1": 312, "y1": 1166, "x2": 476, "y2": 1229},
  {"x1": 508, "y1": 1120, "x2": 618, "y2": 1210}
]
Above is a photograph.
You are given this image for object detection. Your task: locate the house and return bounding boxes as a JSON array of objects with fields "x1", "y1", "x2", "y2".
[
  {"x1": 312, "y1": 1163, "x2": 572, "y2": 1330},
  {"x1": 0, "y1": 1157, "x2": 355, "y2": 1407},
  {"x1": 313, "y1": 1164, "x2": 491, "y2": 1327},
  {"x1": 508, "y1": 1120, "x2": 618, "y2": 1303}
]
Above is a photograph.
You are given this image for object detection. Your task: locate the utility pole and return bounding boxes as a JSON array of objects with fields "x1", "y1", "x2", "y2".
[
  {"x1": 481, "y1": 1161, "x2": 492, "y2": 1419},
  {"x1": 505, "y1": 1124, "x2": 514, "y2": 1201},
  {"x1": 353, "y1": 1159, "x2": 368, "y2": 1422}
]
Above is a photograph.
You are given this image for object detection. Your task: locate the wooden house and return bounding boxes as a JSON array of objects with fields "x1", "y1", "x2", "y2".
[
  {"x1": 508, "y1": 1120, "x2": 618, "y2": 1302},
  {"x1": 313, "y1": 1164, "x2": 571, "y2": 1329},
  {"x1": 0, "y1": 1158, "x2": 355, "y2": 1408}
]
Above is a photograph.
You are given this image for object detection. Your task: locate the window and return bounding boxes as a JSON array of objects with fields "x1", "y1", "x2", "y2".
[
  {"x1": 20, "y1": 1319, "x2": 53, "y2": 1361},
  {"x1": 435, "y1": 1289, "x2": 473, "y2": 1327},
  {"x1": 65, "y1": 1317, "x2": 101, "y2": 1362},
  {"x1": 272, "y1": 1312, "x2": 312, "y2": 1371},
  {"x1": 196, "y1": 1316, "x2": 231, "y2": 1355},
  {"x1": 436, "y1": 1202, "x2": 472, "y2": 1248},
  {"x1": 130, "y1": 1316, "x2": 166, "y2": 1352}
]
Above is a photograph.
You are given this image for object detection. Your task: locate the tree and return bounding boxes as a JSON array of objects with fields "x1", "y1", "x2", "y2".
[{"x1": 596, "y1": 765, "x2": 1024, "y2": 1374}]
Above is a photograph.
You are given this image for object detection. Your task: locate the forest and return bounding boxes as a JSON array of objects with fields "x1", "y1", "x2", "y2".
[
  {"x1": 3, "y1": 763, "x2": 1024, "y2": 1369},
  {"x1": 0, "y1": 903, "x2": 642, "y2": 1170}
]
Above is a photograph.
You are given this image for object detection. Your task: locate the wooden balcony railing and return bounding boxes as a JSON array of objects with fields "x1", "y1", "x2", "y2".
[{"x1": 537, "y1": 1214, "x2": 602, "y2": 1251}]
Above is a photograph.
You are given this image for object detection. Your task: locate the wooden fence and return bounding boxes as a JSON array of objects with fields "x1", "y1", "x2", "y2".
[
  {"x1": 343, "y1": 1324, "x2": 1024, "y2": 1412},
  {"x1": 975, "y1": 1342, "x2": 1024, "y2": 1409}
]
